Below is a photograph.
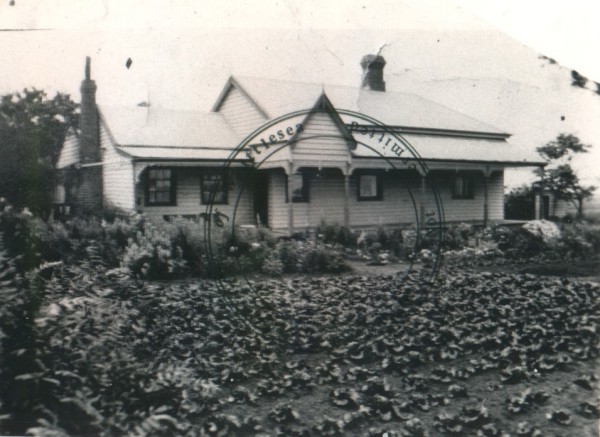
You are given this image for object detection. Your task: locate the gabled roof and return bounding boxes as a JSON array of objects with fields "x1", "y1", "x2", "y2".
[
  {"x1": 98, "y1": 105, "x2": 242, "y2": 159},
  {"x1": 56, "y1": 127, "x2": 80, "y2": 169},
  {"x1": 226, "y1": 76, "x2": 506, "y2": 135},
  {"x1": 288, "y1": 93, "x2": 356, "y2": 151},
  {"x1": 89, "y1": 78, "x2": 543, "y2": 166}
]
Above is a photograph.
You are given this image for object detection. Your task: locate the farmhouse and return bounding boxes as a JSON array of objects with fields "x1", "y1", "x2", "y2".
[{"x1": 56, "y1": 56, "x2": 545, "y2": 234}]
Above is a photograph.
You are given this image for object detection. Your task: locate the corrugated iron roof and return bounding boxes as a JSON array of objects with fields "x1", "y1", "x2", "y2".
[
  {"x1": 118, "y1": 146, "x2": 244, "y2": 161},
  {"x1": 230, "y1": 76, "x2": 505, "y2": 135},
  {"x1": 352, "y1": 134, "x2": 545, "y2": 165},
  {"x1": 99, "y1": 105, "x2": 241, "y2": 152},
  {"x1": 93, "y1": 80, "x2": 542, "y2": 165}
]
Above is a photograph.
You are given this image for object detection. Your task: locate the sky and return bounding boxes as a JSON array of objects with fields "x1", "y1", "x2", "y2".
[{"x1": 0, "y1": 0, "x2": 599, "y2": 196}]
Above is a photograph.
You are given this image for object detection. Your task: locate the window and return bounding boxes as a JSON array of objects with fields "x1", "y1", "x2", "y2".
[
  {"x1": 357, "y1": 173, "x2": 383, "y2": 201},
  {"x1": 286, "y1": 173, "x2": 309, "y2": 203},
  {"x1": 146, "y1": 168, "x2": 176, "y2": 206},
  {"x1": 201, "y1": 171, "x2": 228, "y2": 204},
  {"x1": 453, "y1": 172, "x2": 475, "y2": 199}
]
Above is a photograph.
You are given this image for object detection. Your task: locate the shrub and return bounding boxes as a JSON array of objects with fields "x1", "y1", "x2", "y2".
[
  {"x1": 316, "y1": 221, "x2": 357, "y2": 247},
  {"x1": 0, "y1": 207, "x2": 33, "y2": 256},
  {"x1": 277, "y1": 241, "x2": 300, "y2": 274},
  {"x1": 505, "y1": 185, "x2": 535, "y2": 220},
  {"x1": 165, "y1": 218, "x2": 208, "y2": 275},
  {"x1": 299, "y1": 244, "x2": 350, "y2": 274},
  {"x1": 262, "y1": 240, "x2": 351, "y2": 275},
  {"x1": 237, "y1": 242, "x2": 271, "y2": 273},
  {"x1": 357, "y1": 231, "x2": 375, "y2": 251},
  {"x1": 65, "y1": 216, "x2": 104, "y2": 241},
  {"x1": 261, "y1": 253, "x2": 284, "y2": 276},
  {"x1": 443, "y1": 223, "x2": 475, "y2": 250},
  {"x1": 372, "y1": 227, "x2": 404, "y2": 256},
  {"x1": 579, "y1": 223, "x2": 600, "y2": 253},
  {"x1": 0, "y1": 252, "x2": 43, "y2": 433},
  {"x1": 121, "y1": 221, "x2": 188, "y2": 279},
  {"x1": 549, "y1": 222, "x2": 600, "y2": 260},
  {"x1": 103, "y1": 216, "x2": 144, "y2": 249},
  {"x1": 0, "y1": 202, "x2": 354, "y2": 278}
]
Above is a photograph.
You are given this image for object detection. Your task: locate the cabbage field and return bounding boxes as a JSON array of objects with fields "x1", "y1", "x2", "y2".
[{"x1": 1, "y1": 250, "x2": 598, "y2": 436}]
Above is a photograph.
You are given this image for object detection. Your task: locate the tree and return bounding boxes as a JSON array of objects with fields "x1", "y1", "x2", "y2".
[
  {"x1": 0, "y1": 89, "x2": 78, "y2": 212},
  {"x1": 505, "y1": 184, "x2": 536, "y2": 220},
  {"x1": 536, "y1": 134, "x2": 596, "y2": 218}
]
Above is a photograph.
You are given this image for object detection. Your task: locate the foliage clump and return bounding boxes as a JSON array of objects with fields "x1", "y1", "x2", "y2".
[
  {"x1": 0, "y1": 203, "x2": 354, "y2": 279},
  {"x1": 0, "y1": 89, "x2": 78, "y2": 214}
]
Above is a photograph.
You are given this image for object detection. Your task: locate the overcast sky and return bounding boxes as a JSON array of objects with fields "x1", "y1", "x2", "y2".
[
  {"x1": 1, "y1": 0, "x2": 598, "y2": 105},
  {"x1": 1, "y1": 0, "x2": 598, "y2": 189}
]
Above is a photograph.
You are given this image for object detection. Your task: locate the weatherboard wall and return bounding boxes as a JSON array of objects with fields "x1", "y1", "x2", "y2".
[
  {"x1": 136, "y1": 167, "x2": 254, "y2": 224},
  {"x1": 291, "y1": 112, "x2": 351, "y2": 168},
  {"x1": 216, "y1": 85, "x2": 266, "y2": 135},
  {"x1": 56, "y1": 130, "x2": 80, "y2": 169},
  {"x1": 268, "y1": 169, "x2": 504, "y2": 231},
  {"x1": 100, "y1": 123, "x2": 136, "y2": 211},
  {"x1": 424, "y1": 171, "x2": 504, "y2": 223},
  {"x1": 268, "y1": 171, "x2": 420, "y2": 230}
]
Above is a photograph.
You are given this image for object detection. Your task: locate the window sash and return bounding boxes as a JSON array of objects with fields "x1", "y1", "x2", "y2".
[
  {"x1": 453, "y1": 173, "x2": 475, "y2": 199},
  {"x1": 357, "y1": 173, "x2": 382, "y2": 201},
  {"x1": 146, "y1": 168, "x2": 175, "y2": 206},
  {"x1": 201, "y1": 172, "x2": 228, "y2": 204}
]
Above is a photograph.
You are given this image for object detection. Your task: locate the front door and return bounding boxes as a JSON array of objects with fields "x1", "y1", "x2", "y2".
[{"x1": 254, "y1": 172, "x2": 269, "y2": 226}]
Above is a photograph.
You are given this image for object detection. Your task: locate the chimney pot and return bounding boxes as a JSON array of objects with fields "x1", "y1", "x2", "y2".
[
  {"x1": 85, "y1": 56, "x2": 91, "y2": 80},
  {"x1": 360, "y1": 54, "x2": 386, "y2": 92}
]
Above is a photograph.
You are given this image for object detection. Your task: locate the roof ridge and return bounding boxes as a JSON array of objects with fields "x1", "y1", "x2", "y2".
[
  {"x1": 97, "y1": 103, "x2": 224, "y2": 116},
  {"x1": 234, "y1": 76, "x2": 505, "y2": 134}
]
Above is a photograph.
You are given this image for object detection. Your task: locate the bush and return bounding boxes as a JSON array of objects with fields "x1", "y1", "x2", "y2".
[
  {"x1": 316, "y1": 221, "x2": 357, "y2": 247},
  {"x1": 277, "y1": 241, "x2": 300, "y2": 274},
  {"x1": 121, "y1": 221, "x2": 188, "y2": 279},
  {"x1": 505, "y1": 185, "x2": 535, "y2": 220},
  {"x1": 0, "y1": 202, "x2": 354, "y2": 278},
  {"x1": 443, "y1": 223, "x2": 475, "y2": 250},
  {"x1": 261, "y1": 253, "x2": 284, "y2": 276},
  {"x1": 549, "y1": 222, "x2": 600, "y2": 260},
  {"x1": 300, "y1": 244, "x2": 350, "y2": 274}
]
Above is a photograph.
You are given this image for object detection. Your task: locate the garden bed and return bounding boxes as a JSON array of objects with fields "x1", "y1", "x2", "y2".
[
  {"x1": 1, "y1": 208, "x2": 599, "y2": 435},
  {"x1": 1, "y1": 260, "x2": 598, "y2": 436}
]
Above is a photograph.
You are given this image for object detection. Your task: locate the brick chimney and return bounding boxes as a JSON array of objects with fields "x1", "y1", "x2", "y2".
[
  {"x1": 79, "y1": 57, "x2": 100, "y2": 163},
  {"x1": 360, "y1": 54, "x2": 386, "y2": 91},
  {"x1": 74, "y1": 57, "x2": 103, "y2": 212}
]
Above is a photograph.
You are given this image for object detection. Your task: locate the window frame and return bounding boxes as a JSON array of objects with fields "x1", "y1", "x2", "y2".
[
  {"x1": 145, "y1": 168, "x2": 177, "y2": 206},
  {"x1": 200, "y1": 170, "x2": 228, "y2": 205},
  {"x1": 452, "y1": 172, "x2": 476, "y2": 200},
  {"x1": 357, "y1": 172, "x2": 383, "y2": 201},
  {"x1": 286, "y1": 172, "x2": 310, "y2": 203}
]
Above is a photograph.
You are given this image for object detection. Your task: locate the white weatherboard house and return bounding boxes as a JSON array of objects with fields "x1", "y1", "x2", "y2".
[{"x1": 56, "y1": 56, "x2": 545, "y2": 234}]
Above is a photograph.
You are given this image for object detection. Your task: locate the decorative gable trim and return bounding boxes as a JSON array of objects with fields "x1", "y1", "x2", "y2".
[{"x1": 287, "y1": 92, "x2": 357, "y2": 151}]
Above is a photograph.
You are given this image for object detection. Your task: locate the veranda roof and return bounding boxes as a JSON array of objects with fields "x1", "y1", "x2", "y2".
[{"x1": 352, "y1": 134, "x2": 545, "y2": 166}]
